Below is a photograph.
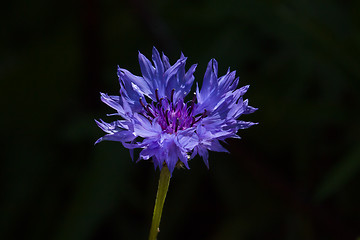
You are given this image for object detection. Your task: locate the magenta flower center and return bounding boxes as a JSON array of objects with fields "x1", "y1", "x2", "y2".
[{"x1": 139, "y1": 89, "x2": 206, "y2": 134}]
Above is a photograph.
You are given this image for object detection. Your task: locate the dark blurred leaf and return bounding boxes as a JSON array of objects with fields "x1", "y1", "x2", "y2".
[
  {"x1": 315, "y1": 143, "x2": 360, "y2": 201},
  {"x1": 53, "y1": 145, "x2": 131, "y2": 240}
]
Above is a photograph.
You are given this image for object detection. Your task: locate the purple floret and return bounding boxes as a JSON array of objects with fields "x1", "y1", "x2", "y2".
[{"x1": 95, "y1": 47, "x2": 257, "y2": 175}]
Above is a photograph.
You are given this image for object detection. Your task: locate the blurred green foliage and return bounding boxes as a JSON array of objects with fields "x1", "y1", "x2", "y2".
[{"x1": 1, "y1": 0, "x2": 359, "y2": 239}]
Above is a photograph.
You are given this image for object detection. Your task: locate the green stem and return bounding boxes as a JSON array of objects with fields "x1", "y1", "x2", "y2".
[{"x1": 148, "y1": 166, "x2": 171, "y2": 240}]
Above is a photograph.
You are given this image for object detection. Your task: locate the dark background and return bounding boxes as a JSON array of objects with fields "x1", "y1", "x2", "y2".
[{"x1": 1, "y1": 0, "x2": 360, "y2": 239}]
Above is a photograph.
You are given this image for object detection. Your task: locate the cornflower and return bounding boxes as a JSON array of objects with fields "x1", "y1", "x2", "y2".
[{"x1": 95, "y1": 47, "x2": 257, "y2": 240}]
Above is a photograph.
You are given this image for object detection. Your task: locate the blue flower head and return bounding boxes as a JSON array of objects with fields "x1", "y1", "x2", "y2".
[{"x1": 95, "y1": 47, "x2": 258, "y2": 175}]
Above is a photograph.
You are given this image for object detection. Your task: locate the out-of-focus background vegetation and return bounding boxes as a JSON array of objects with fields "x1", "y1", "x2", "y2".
[{"x1": 1, "y1": 0, "x2": 360, "y2": 239}]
